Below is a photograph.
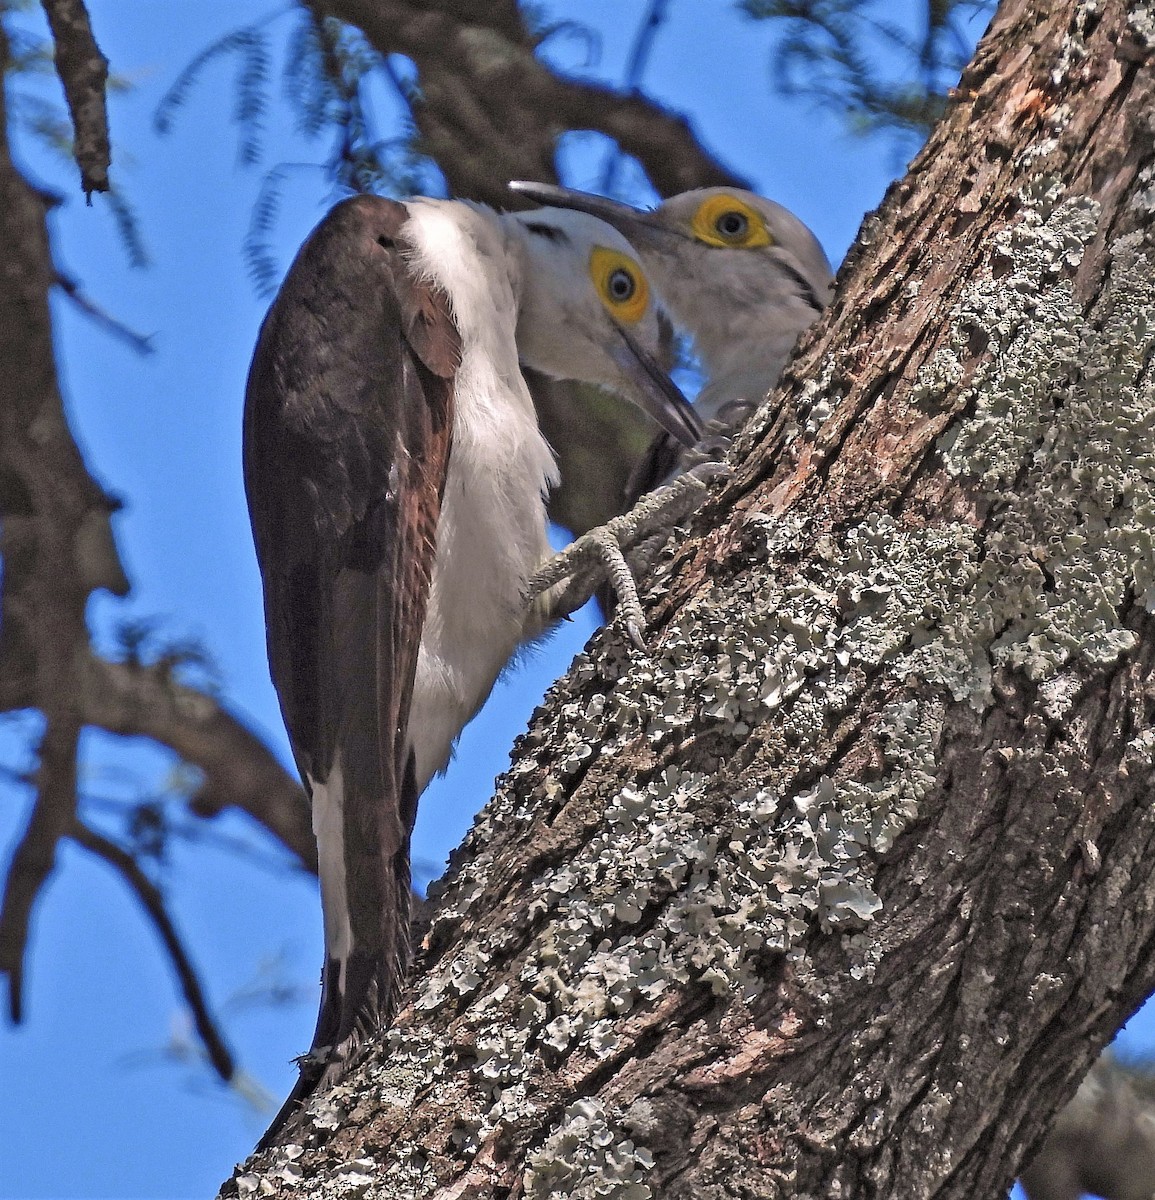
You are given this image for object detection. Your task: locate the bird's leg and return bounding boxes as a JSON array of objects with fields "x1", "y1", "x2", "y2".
[{"x1": 527, "y1": 461, "x2": 730, "y2": 648}]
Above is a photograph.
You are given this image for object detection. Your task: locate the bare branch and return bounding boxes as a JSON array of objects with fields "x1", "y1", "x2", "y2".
[
  {"x1": 0, "y1": 14, "x2": 310, "y2": 1034},
  {"x1": 69, "y1": 820, "x2": 237, "y2": 1083},
  {"x1": 0, "y1": 22, "x2": 314, "y2": 924},
  {"x1": 54, "y1": 270, "x2": 155, "y2": 354},
  {"x1": 76, "y1": 653, "x2": 317, "y2": 875},
  {"x1": 0, "y1": 719, "x2": 80, "y2": 1021},
  {"x1": 39, "y1": 0, "x2": 110, "y2": 197},
  {"x1": 310, "y1": 0, "x2": 747, "y2": 206},
  {"x1": 0, "y1": 19, "x2": 122, "y2": 1019}
]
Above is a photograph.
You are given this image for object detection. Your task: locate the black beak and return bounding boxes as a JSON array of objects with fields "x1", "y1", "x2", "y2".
[
  {"x1": 509, "y1": 181, "x2": 670, "y2": 252},
  {"x1": 612, "y1": 324, "x2": 702, "y2": 448}
]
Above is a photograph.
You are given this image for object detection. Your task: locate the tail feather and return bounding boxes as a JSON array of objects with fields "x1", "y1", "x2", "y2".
[{"x1": 256, "y1": 752, "x2": 418, "y2": 1151}]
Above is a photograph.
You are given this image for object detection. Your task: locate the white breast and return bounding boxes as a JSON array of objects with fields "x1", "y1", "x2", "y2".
[{"x1": 401, "y1": 201, "x2": 559, "y2": 790}]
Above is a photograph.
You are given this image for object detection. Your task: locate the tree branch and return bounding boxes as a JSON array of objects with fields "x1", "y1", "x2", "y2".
[
  {"x1": 0, "y1": 719, "x2": 80, "y2": 1021},
  {"x1": 76, "y1": 654, "x2": 317, "y2": 875},
  {"x1": 40, "y1": 0, "x2": 110, "y2": 198},
  {"x1": 0, "y1": 13, "x2": 314, "y2": 1031},
  {"x1": 69, "y1": 819, "x2": 237, "y2": 1083},
  {"x1": 0, "y1": 15, "x2": 120, "y2": 1019},
  {"x1": 310, "y1": 0, "x2": 747, "y2": 207}
]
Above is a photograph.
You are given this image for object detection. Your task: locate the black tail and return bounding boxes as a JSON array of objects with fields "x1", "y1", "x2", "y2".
[{"x1": 256, "y1": 753, "x2": 418, "y2": 1152}]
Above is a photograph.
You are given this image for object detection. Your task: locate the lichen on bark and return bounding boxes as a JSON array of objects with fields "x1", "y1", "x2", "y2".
[{"x1": 225, "y1": 1, "x2": 1155, "y2": 1195}]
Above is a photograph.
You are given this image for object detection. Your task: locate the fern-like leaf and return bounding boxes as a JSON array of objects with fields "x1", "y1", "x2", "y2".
[
  {"x1": 154, "y1": 27, "x2": 257, "y2": 135},
  {"x1": 105, "y1": 186, "x2": 149, "y2": 269},
  {"x1": 243, "y1": 165, "x2": 292, "y2": 299},
  {"x1": 234, "y1": 29, "x2": 271, "y2": 166}
]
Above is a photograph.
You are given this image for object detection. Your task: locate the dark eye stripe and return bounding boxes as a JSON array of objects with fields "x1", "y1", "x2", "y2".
[{"x1": 524, "y1": 221, "x2": 569, "y2": 244}]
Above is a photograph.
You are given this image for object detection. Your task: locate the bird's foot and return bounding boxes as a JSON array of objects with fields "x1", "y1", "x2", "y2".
[
  {"x1": 682, "y1": 398, "x2": 760, "y2": 470},
  {"x1": 528, "y1": 461, "x2": 730, "y2": 648}
]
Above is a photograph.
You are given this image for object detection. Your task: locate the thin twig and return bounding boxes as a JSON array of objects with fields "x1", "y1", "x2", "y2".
[
  {"x1": 68, "y1": 820, "x2": 237, "y2": 1084},
  {"x1": 599, "y1": 0, "x2": 671, "y2": 194},
  {"x1": 54, "y1": 271, "x2": 155, "y2": 355},
  {"x1": 0, "y1": 758, "x2": 306, "y2": 876},
  {"x1": 0, "y1": 719, "x2": 81, "y2": 1022},
  {"x1": 622, "y1": 0, "x2": 672, "y2": 96}
]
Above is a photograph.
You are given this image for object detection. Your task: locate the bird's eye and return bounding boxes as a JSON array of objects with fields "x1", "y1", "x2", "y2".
[
  {"x1": 590, "y1": 246, "x2": 649, "y2": 324},
  {"x1": 608, "y1": 268, "x2": 635, "y2": 301},
  {"x1": 715, "y1": 211, "x2": 748, "y2": 239},
  {"x1": 690, "y1": 194, "x2": 773, "y2": 249}
]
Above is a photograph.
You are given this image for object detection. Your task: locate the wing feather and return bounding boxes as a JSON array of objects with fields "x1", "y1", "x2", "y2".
[{"x1": 243, "y1": 194, "x2": 457, "y2": 1118}]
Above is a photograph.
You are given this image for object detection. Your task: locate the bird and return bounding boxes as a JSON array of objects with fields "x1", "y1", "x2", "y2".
[
  {"x1": 509, "y1": 182, "x2": 835, "y2": 497},
  {"x1": 243, "y1": 193, "x2": 705, "y2": 1135}
]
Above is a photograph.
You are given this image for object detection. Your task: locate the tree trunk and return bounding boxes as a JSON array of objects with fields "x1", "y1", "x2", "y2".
[{"x1": 224, "y1": 0, "x2": 1155, "y2": 1195}]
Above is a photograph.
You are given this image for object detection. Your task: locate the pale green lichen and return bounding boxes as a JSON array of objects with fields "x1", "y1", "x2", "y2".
[
  {"x1": 522, "y1": 1098, "x2": 654, "y2": 1200},
  {"x1": 1128, "y1": 1, "x2": 1155, "y2": 48},
  {"x1": 235, "y1": 1145, "x2": 305, "y2": 1196},
  {"x1": 797, "y1": 355, "x2": 846, "y2": 435},
  {"x1": 1051, "y1": 0, "x2": 1101, "y2": 86},
  {"x1": 361, "y1": 1146, "x2": 435, "y2": 1200},
  {"x1": 1136, "y1": 167, "x2": 1155, "y2": 219},
  {"x1": 368, "y1": 1026, "x2": 451, "y2": 1114},
  {"x1": 931, "y1": 189, "x2": 1155, "y2": 693}
]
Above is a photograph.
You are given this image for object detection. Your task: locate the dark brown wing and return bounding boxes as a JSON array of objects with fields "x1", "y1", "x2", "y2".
[{"x1": 243, "y1": 194, "x2": 457, "y2": 1129}]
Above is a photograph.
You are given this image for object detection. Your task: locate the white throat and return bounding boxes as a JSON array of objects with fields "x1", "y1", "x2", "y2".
[{"x1": 400, "y1": 200, "x2": 558, "y2": 789}]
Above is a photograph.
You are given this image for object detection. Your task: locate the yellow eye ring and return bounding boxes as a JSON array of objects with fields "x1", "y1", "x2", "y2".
[
  {"x1": 590, "y1": 246, "x2": 649, "y2": 324},
  {"x1": 690, "y1": 194, "x2": 773, "y2": 248}
]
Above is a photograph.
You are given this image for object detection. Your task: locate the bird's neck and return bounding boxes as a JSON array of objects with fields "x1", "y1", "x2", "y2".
[{"x1": 693, "y1": 296, "x2": 819, "y2": 385}]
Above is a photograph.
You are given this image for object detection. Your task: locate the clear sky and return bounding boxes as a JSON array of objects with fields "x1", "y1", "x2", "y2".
[{"x1": 0, "y1": 3, "x2": 1146, "y2": 1197}]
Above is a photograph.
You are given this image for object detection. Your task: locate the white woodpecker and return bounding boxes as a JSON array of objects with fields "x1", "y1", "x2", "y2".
[
  {"x1": 243, "y1": 194, "x2": 706, "y2": 1134},
  {"x1": 509, "y1": 182, "x2": 835, "y2": 493}
]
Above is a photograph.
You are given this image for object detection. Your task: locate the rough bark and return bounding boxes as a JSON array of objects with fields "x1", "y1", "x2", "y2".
[{"x1": 225, "y1": 0, "x2": 1155, "y2": 1196}]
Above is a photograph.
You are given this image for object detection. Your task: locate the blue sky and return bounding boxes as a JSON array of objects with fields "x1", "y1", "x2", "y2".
[{"x1": 0, "y1": 2, "x2": 1144, "y2": 1197}]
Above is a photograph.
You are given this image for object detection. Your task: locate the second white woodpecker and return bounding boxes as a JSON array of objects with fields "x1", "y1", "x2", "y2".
[{"x1": 510, "y1": 182, "x2": 835, "y2": 491}]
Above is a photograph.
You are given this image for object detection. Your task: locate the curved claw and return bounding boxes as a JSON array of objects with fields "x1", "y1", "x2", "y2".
[{"x1": 525, "y1": 459, "x2": 729, "y2": 644}]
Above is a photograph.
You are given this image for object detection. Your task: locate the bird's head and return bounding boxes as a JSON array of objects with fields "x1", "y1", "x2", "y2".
[
  {"x1": 502, "y1": 206, "x2": 701, "y2": 448},
  {"x1": 509, "y1": 183, "x2": 835, "y2": 378}
]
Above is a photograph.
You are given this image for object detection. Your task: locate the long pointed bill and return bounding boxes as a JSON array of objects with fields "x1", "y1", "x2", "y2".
[
  {"x1": 509, "y1": 181, "x2": 668, "y2": 251},
  {"x1": 612, "y1": 324, "x2": 702, "y2": 448}
]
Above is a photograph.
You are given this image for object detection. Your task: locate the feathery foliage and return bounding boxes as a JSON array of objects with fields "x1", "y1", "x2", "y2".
[{"x1": 741, "y1": 0, "x2": 994, "y2": 147}]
